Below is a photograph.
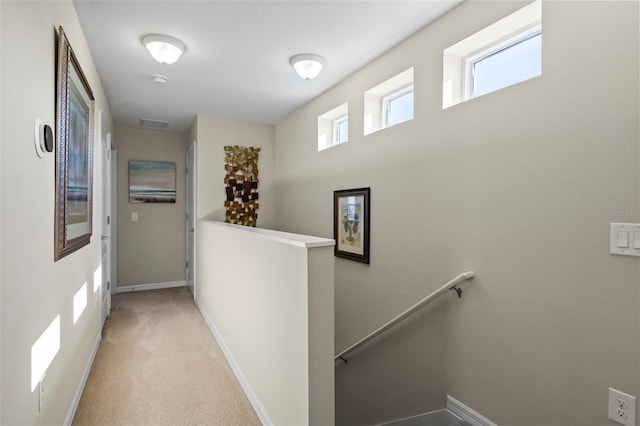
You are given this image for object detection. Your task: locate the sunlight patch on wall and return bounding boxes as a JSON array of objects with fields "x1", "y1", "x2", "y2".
[
  {"x1": 73, "y1": 282, "x2": 88, "y2": 324},
  {"x1": 93, "y1": 264, "x2": 101, "y2": 293},
  {"x1": 31, "y1": 315, "x2": 60, "y2": 391}
]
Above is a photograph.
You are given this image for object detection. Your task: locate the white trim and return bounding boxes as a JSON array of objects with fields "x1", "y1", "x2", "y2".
[
  {"x1": 447, "y1": 395, "x2": 498, "y2": 426},
  {"x1": 318, "y1": 102, "x2": 349, "y2": 151},
  {"x1": 64, "y1": 333, "x2": 101, "y2": 426},
  {"x1": 195, "y1": 298, "x2": 273, "y2": 426},
  {"x1": 205, "y1": 220, "x2": 334, "y2": 249},
  {"x1": 374, "y1": 408, "x2": 451, "y2": 426},
  {"x1": 442, "y1": 0, "x2": 541, "y2": 108},
  {"x1": 382, "y1": 84, "x2": 414, "y2": 128},
  {"x1": 464, "y1": 25, "x2": 541, "y2": 100},
  {"x1": 110, "y1": 148, "x2": 118, "y2": 294},
  {"x1": 364, "y1": 67, "x2": 414, "y2": 135},
  {"x1": 186, "y1": 141, "x2": 197, "y2": 299},
  {"x1": 332, "y1": 115, "x2": 348, "y2": 145},
  {"x1": 115, "y1": 281, "x2": 186, "y2": 293}
]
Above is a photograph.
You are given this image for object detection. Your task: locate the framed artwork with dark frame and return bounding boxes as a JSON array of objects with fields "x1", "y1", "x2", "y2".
[
  {"x1": 54, "y1": 26, "x2": 95, "y2": 261},
  {"x1": 334, "y1": 187, "x2": 370, "y2": 264}
]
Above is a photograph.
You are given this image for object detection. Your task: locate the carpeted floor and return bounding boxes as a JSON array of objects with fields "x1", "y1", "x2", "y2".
[{"x1": 73, "y1": 287, "x2": 261, "y2": 426}]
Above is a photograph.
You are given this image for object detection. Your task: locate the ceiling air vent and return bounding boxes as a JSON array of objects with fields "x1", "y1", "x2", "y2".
[{"x1": 139, "y1": 118, "x2": 169, "y2": 129}]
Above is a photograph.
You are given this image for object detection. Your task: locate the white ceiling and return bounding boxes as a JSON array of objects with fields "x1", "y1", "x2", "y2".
[{"x1": 73, "y1": 0, "x2": 462, "y2": 133}]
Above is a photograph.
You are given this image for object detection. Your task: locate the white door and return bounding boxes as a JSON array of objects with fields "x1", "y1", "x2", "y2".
[
  {"x1": 186, "y1": 142, "x2": 196, "y2": 297},
  {"x1": 100, "y1": 114, "x2": 112, "y2": 327}
]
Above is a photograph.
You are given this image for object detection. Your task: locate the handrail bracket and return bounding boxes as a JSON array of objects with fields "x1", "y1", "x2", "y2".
[{"x1": 450, "y1": 284, "x2": 462, "y2": 298}]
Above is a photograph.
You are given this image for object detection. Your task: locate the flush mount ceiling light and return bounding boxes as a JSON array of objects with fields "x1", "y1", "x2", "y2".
[
  {"x1": 290, "y1": 54, "x2": 325, "y2": 80},
  {"x1": 142, "y1": 34, "x2": 185, "y2": 65}
]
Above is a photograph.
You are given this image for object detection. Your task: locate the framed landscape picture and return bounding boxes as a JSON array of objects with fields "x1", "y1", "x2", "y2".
[
  {"x1": 129, "y1": 160, "x2": 176, "y2": 203},
  {"x1": 334, "y1": 187, "x2": 370, "y2": 264},
  {"x1": 54, "y1": 26, "x2": 95, "y2": 261}
]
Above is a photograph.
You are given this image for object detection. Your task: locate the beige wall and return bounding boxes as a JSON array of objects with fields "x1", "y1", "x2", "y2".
[
  {"x1": 275, "y1": 1, "x2": 640, "y2": 425},
  {"x1": 116, "y1": 127, "x2": 188, "y2": 288},
  {"x1": 0, "y1": 1, "x2": 114, "y2": 424},
  {"x1": 192, "y1": 114, "x2": 275, "y2": 228},
  {"x1": 197, "y1": 221, "x2": 334, "y2": 425}
]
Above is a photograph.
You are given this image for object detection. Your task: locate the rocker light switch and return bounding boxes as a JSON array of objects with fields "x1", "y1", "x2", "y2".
[
  {"x1": 617, "y1": 231, "x2": 629, "y2": 248},
  {"x1": 611, "y1": 223, "x2": 640, "y2": 256},
  {"x1": 131, "y1": 212, "x2": 138, "y2": 222}
]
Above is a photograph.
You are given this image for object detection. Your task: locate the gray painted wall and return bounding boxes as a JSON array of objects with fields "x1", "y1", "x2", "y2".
[
  {"x1": 1, "y1": 1, "x2": 115, "y2": 423},
  {"x1": 192, "y1": 114, "x2": 275, "y2": 227},
  {"x1": 116, "y1": 127, "x2": 188, "y2": 288},
  {"x1": 274, "y1": 1, "x2": 640, "y2": 425}
]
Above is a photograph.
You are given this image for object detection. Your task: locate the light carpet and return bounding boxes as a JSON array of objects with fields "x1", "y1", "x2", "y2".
[{"x1": 73, "y1": 287, "x2": 260, "y2": 426}]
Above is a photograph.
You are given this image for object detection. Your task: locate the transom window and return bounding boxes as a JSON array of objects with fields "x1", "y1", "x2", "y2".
[
  {"x1": 318, "y1": 102, "x2": 348, "y2": 151},
  {"x1": 333, "y1": 115, "x2": 348, "y2": 145},
  {"x1": 364, "y1": 67, "x2": 414, "y2": 135},
  {"x1": 442, "y1": 0, "x2": 542, "y2": 109},
  {"x1": 382, "y1": 85, "x2": 414, "y2": 128},
  {"x1": 466, "y1": 27, "x2": 541, "y2": 99}
]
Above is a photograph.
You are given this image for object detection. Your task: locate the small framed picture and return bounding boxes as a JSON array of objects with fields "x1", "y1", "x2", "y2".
[
  {"x1": 334, "y1": 188, "x2": 370, "y2": 264},
  {"x1": 128, "y1": 160, "x2": 177, "y2": 203}
]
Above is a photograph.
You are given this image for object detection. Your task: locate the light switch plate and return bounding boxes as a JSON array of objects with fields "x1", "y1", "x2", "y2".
[
  {"x1": 610, "y1": 223, "x2": 640, "y2": 256},
  {"x1": 131, "y1": 212, "x2": 138, "y2": 222}
]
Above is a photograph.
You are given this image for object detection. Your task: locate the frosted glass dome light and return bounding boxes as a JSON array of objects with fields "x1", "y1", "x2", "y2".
[
  {"x1": 142, "y1": 34, "x2": 185, "y2": 65},
  {"x1": 290, "y1": 54, "x2": 325, "y2": 80}
]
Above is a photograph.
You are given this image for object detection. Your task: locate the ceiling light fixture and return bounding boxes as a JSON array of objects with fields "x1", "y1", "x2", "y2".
[
  {"x1": 142, "y1": 34, "x2": 185, "y2": 65},
  {"x1": 290, "y1": 54, "x2": 325, "y2": 80}
]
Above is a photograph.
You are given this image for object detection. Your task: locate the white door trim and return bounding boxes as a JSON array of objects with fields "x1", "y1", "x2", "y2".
[
  {"x1": 98, "y1": 110, "x2": 112, "y2": 327},
  {"x1": 186, "y1": 141, "x2": 196, "y2": 299}
]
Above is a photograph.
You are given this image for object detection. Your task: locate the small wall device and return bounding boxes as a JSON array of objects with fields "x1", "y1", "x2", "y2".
[{"x1": 34, "y1": 118, "x2": 54, "y2": 158}]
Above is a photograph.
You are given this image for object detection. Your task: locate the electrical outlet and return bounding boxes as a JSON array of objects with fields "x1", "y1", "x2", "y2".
[
  {"x1": 617, "y1": 408, "x2": 629, "y2": 420},
  {"x1": 609, "y1": 387, "x2": 636, "y2": 426},
  {"x1": 38, "y1": 373, "x2": 46, "y2": 412}
]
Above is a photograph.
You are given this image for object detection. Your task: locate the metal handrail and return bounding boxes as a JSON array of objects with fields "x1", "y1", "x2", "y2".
[{"x1": 335, "y1": 271, "x2": 475, "y2": 363}]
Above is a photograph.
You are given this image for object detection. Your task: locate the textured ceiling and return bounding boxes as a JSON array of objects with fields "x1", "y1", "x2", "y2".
[{"x1": 74, "y1": 0, "x2": 462, "y2": 133}]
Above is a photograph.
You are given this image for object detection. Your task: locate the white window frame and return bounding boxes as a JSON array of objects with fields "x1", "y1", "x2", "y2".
[
  {"x1": 442, "y1": 0, "x2": 541, "y2": 109},
  {"x1": 364, "y1": 67, "x2": 414, "y2": 135},
  {"x1": 464, "y1": 24, "x2": 542, "y2": 100},
  {"x1": 382, "y1": 85, "x2": 414, "y2": 129},
  {"x1": 318, "y1": 102, "x2": 348, "y2": 151},
  {"x1": 333, "y1": 115, "x2": 348, "y2": 145}
]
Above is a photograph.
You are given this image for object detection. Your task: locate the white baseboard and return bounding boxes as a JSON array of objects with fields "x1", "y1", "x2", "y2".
[
  {"x1": 447, "y1": 395, "x2": 498, "y2": 426},
  {"x1": 115, "y1": 281, "x2": 185, "y2": 293},
  {"x1": 64, "y1": 333, "x2": 101, "y2": 426},
  {"x1": 195, "y1": 298, "x2": 272, "y2": 426}
]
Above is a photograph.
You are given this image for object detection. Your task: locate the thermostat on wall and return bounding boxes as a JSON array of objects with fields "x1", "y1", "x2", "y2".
[{"x1": 34, "y1": 118, "x2": 54, "y2": 158}]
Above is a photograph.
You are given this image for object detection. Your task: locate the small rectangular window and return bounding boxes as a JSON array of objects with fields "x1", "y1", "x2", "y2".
[
  {"x1": 318, "y1": 102, "x2": 348, "y2": 151},
  {"x1": 364, "y1": 67, "x2": 414, "y2": 135},
  {"x1": 467, "y1": 28, "x2": 541, "y2": 99},
  {"x1": 333, "y1": 115, "x2": 348, "y2": 145},
  {"x1": 442, "y1": 0, "x2": 541, "y2": 109},
  {"x1": 383, "y1": 86, "x2": 414, "y2": 128}
]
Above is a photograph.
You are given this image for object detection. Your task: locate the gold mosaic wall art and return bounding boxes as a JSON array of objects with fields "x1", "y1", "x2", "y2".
[{"x1": 224, "y1": 146, "x2": 260, "y2": 227}]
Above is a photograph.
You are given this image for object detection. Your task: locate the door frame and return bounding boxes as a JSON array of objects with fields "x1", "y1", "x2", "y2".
[
  {"x1": 98, "y1": 110, "x2": 112, "y2": 326},
  {"x1": 186, "y1": 141, "x2": 196, "y2": 299}
]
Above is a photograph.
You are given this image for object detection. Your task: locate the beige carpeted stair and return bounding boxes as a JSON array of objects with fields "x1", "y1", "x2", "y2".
[{"x1": 73, "y1": 287, "x2": 260, "y2": 426}]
